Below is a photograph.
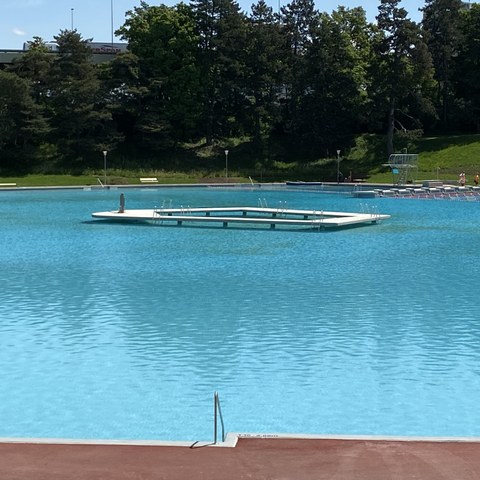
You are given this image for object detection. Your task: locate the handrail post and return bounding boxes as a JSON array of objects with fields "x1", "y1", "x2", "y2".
[
  {"x1": 213, "y1": 391, "x2": 225, "y2": 444},
  {"x1": 214, "y1": 391, "x2": 218, "y2": 444}
]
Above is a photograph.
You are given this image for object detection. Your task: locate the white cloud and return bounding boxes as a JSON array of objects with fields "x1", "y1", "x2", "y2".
[{"x1": 13, "y1": 28, "x2": 27, "y2": 36}]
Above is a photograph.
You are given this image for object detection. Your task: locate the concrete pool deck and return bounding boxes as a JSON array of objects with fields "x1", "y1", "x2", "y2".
[{"x1": 2, "y1": 435, "x2": 480, "y2": 479}]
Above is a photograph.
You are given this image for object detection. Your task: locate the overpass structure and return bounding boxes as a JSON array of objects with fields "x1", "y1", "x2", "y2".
[{"x1": 0, "y1": 49, "x2": 117, "y2": 65}]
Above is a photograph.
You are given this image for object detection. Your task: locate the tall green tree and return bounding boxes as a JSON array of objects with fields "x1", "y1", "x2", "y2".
[
  {"x1": 0, "y1": 70, "x2": 49, "y2": 173},
  {"x1": 46, "y1": 30, "x2": 112, "y2": 171},
  {"x1": 99, "y1": 50, "x2": 142, "y2": 158},
  {"x1": 191, "y1": 0, "x2": 248, "y2": 144},
  {"x1": 421, "y1": 0, "x2": 463, "y2": 131},
  {"x1": 298, "y1": 8, "x2": 373, "y2": 156},
  {"x1": 8, "y1": 37, "x2": 55, "y2": 104},
  {"x1": 450, "y1": 4, "x2": 480, "y2": 131},
  {"x1": 244, "y1": 0, "x2": 285, "y2": 152},
  {"x1": 6, "y1": 37, "x2": 57, "y2": 170},
  {"x1": 278, "y1": 0, "x2": 320, "y2": 152},
  {"x1": 372, "y1": 0, "x2": 434, "y2": 155},
  {"x1": 331, "y1": 7, "x2": 377, "y2": 133},
  {"x1": 117, "y1": 2, "x2": 202, "y2": 151}
]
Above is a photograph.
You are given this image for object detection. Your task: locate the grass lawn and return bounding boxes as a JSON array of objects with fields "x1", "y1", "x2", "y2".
[
  {"x1": 0, "y1": 172, "x2": 251, "y2": 188},
  {"x1": 2, "y1": 134, "x2": 480, "y2": 187}
]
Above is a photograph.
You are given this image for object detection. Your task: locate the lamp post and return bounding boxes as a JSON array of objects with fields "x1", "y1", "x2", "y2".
[
  {"x1": 111, "y1": 0, "x2": 114, "y2": 45},
  {"x1": 71, "y1": 8, "x2": 74, "y2": 30},
  {"x1": 224, "y1": 150, "x2": 229, "y2": 183},
  {"x1": 102, "y1": 150, "x2": 108, "y2": 186},
  {"x1": 336, "y1": 150, "x2": 341, "y2": 184}
]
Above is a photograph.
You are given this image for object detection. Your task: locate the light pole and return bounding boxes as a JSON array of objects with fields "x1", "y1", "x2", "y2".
[
  {"x1": 71, "y1": 8, "x2": 74, "y2": 30},
  {"x1": 111, "y1": 0, "x2": 114, "y2": 45},
  {"x1": 224, "y1": 150, "x2": 229, "y2": 183},
  {"x1": 102, "y1": 150, "x2": 108, "y2": 186},
  {"x1": 336, "y1": 150, "x2": 341, "y2": 184}
]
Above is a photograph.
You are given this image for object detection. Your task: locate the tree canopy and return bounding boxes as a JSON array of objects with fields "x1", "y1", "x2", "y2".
[{"x1": 1, "y1": 0, "x2": 479, "y2": 175}]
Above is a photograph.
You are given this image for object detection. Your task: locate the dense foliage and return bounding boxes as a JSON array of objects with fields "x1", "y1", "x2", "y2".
[{"x1": 1, "y1": 0, "x2": 480, "y2": 175}]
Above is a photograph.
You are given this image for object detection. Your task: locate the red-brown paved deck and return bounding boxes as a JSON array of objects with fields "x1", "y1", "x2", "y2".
[{"x1": 2, "y1": 437, "x2": 480, "y2": 480}]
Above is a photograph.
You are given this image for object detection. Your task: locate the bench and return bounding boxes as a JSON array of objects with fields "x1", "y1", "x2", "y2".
[
  {"x1": 140, "y1": 177, "x2": 158, "y2": 183},
  {"x1": 0, "y1": 183, "x2": 17, "y2": 187}
]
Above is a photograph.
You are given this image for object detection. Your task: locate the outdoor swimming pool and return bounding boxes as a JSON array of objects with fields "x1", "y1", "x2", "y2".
[{"x1": 1, "y1": 186, "x2": 480, "y2": 441}]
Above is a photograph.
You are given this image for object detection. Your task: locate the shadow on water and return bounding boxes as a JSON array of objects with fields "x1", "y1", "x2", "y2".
[{"x1": 83, "y1": 219, "x2": 382, "y2": 233}]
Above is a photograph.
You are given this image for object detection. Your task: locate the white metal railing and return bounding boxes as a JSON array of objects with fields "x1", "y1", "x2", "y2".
[
  {"x1": 277, "y1": 201, "x2": 288, "y2": 216},
  {"x1": 312, "y1": 210, "x2": 324, "y2": 230},
  {"x1": 152, "y1": 206, "x2": 160, "y2": 223}
]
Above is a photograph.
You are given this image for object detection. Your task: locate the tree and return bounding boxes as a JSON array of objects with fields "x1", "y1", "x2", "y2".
[
  {"x1": 100, "y1": 51, "x2": 142, "y2": 157},
  {"x1": 421, "y1": 0, "x2": 463, "y2": 131},
  {"x1": 117, "y1": 2, "x2": 202, "y2": 151},
  {"x1": 191, "y1": 0, "x2": 248, "y2": 144},
  {"x1": 372, "y1": 0, "x2": 435, "y2": 155},
  {"x1": 46, "y1": 30, "x2": 113, "y2": 171},
  {"x1": 243, "y1": 0, "x2": 285, "y2": 152},
  {"x1": 278, "y1": 0, "x2": 320, "y2": 154},
  {"x1": 298, "y1": 8, "x2": 373, "y2": 155},
  {"x1": 8, "y1": 37, "x2": 55, "y2": 104},
  {"x1": 5, "y1": 37, "x2": 58, "y2": 170},
  {"x1": 331, "y1": 7, "x2": 378, "y2": 133},
  {"x1": 450, "y1": 4, "x2": 480, "y2": 131},
  {"x1": 0, "y1": 70, "x2": 49, "y2": 173}
]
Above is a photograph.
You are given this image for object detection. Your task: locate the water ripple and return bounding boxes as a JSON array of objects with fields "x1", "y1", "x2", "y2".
[{"x1": 1, "y1": 189, "x2": 480, "y2": 439}]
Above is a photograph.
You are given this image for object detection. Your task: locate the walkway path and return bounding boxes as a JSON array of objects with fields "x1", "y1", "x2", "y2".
[{"x1": 2, "y1": 437, "x2": 480, "y2": 479}]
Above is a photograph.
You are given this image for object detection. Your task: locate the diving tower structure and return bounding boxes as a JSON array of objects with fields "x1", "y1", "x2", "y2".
[{"x1": 383, "y1": 153, "x2": 419, "y2": 185}]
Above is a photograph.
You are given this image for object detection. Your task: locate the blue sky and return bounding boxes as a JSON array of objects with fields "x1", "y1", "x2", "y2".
[{"x1": 1, "y1": 0, "x2": 423, "y2": 50}]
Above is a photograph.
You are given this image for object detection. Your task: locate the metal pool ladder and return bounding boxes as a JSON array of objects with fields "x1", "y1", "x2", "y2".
[{"x1": 214, "y1": 391, "x2": 225, "y2": 443}]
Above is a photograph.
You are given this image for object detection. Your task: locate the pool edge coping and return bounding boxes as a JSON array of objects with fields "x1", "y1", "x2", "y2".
[{"x1": 2, "y1": 433, "x2": 480, "y2": 448}]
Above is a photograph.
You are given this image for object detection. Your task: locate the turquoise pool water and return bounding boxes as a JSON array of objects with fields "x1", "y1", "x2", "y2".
[{"x1": 1, "y1": 186, "x2": 480, "y2": 441}]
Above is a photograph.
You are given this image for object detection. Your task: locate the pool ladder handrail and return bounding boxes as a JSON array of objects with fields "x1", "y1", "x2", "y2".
[
  {"x1": 277, "y1": 201, "x2": 288, "y2": 217},
  {"x1": 153, "y1": 200, "x2": 174, "y2": 223},
  {"x1": 214, "y1": 391, "x2": 225, "y2": 444},
  {"x1": 360, "y1": 203, "x2": 382, "y2": 223},
  {"x1": 312, "y1": 210, "x2": 324, "y2": 229}
]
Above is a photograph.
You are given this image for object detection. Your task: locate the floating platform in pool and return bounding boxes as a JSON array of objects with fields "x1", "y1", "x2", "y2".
[{"x1": 92, "y1": 206, "x2": 390, "y2": 230}]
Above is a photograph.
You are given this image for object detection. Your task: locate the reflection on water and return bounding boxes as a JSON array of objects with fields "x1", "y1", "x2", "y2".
[{"x1": 1, "y1": 187, "x2": 480, "y2": 440}]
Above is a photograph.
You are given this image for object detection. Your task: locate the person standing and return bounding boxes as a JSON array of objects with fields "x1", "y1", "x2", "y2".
[
  {"x1": 474, "y1": 173, "x2": 479, "y2": 186},
  {"x1": 119, "y1": 193, "x2": 125, "y2": 213}
]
